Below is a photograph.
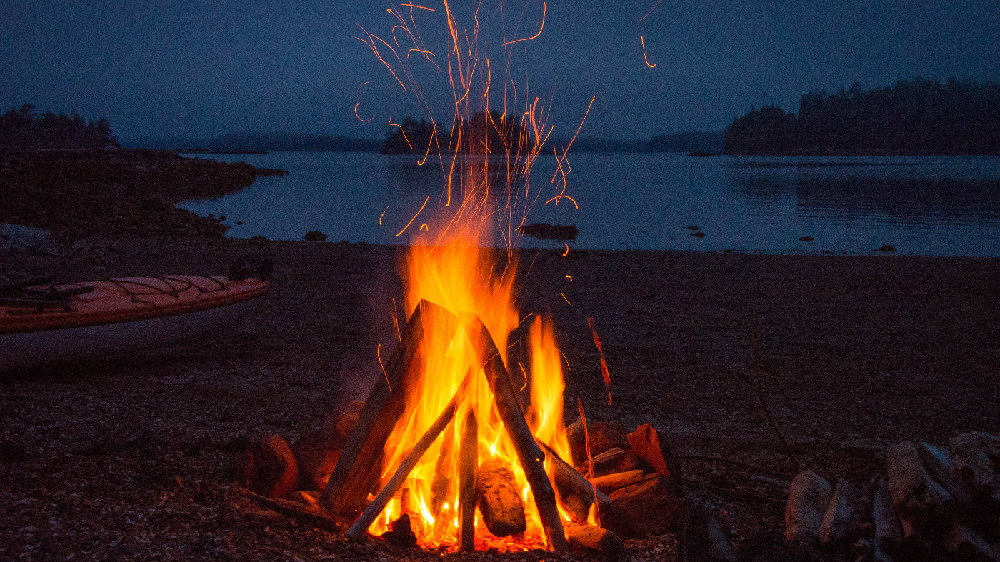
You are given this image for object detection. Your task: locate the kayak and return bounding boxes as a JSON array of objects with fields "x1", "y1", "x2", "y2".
[{"x1": 0, "y1": 275, "x2": 269, "y2": 371}]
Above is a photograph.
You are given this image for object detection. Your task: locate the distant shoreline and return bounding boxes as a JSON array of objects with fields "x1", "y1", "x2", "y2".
[{"x1": 0, "y1": 148, "x2": 276, "y2": 239}]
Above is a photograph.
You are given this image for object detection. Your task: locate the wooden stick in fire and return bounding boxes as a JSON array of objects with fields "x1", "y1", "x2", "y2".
[
  {"x1": 536, "y1": 439, "x2": 612, "y2": 523},
  {"x1": 459, "y1": 408, "x2": 478, "y2": 552},
  {"x1": 322, "y1": 300, "x2": 446, "y2": 516},
  {"x1": 346, "y1": 373, "x2": 471, "y2": 540},
  {"x1": 468, "y1": 314, "x2": 569, "y2": 552}
]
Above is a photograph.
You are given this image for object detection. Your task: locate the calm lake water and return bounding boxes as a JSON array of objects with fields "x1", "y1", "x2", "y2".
[{"x1": 179, "y1": 151, "x2": 1000, "y2": 256}]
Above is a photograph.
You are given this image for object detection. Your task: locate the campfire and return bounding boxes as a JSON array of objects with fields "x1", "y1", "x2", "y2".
[
  {"x1": 231, "y1": 172, "x2": 689, "y2": 554},
  {"x1": 234, "y1": 2, "x2": 687, "y2": 556},
  {"x1": 233, "y1": 220, "x2": 687, "y2": 555}
]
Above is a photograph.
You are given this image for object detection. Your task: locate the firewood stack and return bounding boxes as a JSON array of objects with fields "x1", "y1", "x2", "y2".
[
  {"x1": 232, "y1": 413, "x2": 690, "y2": 556},
  {"x1": 784, "y1": 431, "x2": 1000, "y2": 561},
  {"x1": 231, "y1": 300, "x2": 691, "y2": 556}
]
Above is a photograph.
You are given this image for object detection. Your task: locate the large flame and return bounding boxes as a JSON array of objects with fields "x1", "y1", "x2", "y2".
[
  {"x1": 358, "y1": 3, "x2": 585, "y2": 550},
  {"x1": 369, "y1": 212, "x2": 573, "y2": 550}
]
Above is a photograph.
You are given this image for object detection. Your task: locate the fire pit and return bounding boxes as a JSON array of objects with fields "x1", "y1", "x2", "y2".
[{"x1": 234, "y1": 240, "x2": 686, "y2": 555}]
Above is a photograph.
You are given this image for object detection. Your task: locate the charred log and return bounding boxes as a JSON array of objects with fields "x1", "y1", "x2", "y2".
[{"x1": 476, "y1": 458, "x2": 527, "y2": 537}]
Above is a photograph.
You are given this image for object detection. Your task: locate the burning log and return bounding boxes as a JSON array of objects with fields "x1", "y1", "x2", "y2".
[
  {"x1": 381, "y1": 513, "x2": 417, "y2": 548},
  {"x1": 590, "y1": 469, "x2": 648, "y2": 494},
  {"x1": 567, "y1": 419, "x2": 627, "y2": 467},
  {"x1": 459, "y1": 409, "x2": 477, "y2": 552},
  {"x1": 818, "y1": 478, "x2": 864, "y2": 546},
  {"x1": 321, "y1": 300, "x2": 442, "y2": 516},
  {"x1": 536, "y1": 440, "x2": 612, "y2": 523},
  {"x1": 345, "y1": 373, "x2": 469, "y2": 540},
  {"x1": 565, "y1": 522, "x2": 626, "y2": 559},
  {"x1": 784, "y1": 470, "x2": 831, "y2": 544},
  {"x1": 476, "y1": 458, "x2": 527, "y2": 537},
  {"x1": 470, "y1": 314, "x2": 568, "y2": 551}
]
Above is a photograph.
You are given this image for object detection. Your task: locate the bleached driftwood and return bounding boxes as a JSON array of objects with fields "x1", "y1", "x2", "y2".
[
  {"x1": 784, "y1": 469, "x2": 831, "y2": 544},
  {"x1": 872, "y1": 477, "x2": 903, "y2": 557},
  {"x1": 819, "y1": 478, "x2": 862, "y2": 545}
]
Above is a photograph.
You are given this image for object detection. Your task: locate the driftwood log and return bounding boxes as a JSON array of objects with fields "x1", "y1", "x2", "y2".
[
  {"x1": 887, "y1": 440, "x2": 954, "y2": 533},
  {"x1": 322, "y1": 300, "x2": 446, "y2": 516},
  {"x1": 818, "y1": 478, "x2": 863, "y2": 545},
  {"x1": 872, "y1": 476, "x2": 903, "y2": 557},
  {"x1": 476, "y1": 458, "x2": 527, "y2": 537},
  {"x1": 949, "y1": 432, "x2": 1000, "y2": 500},
  {"x1": 459, "y1": 409, "x2": 477, "y2": 551},
  {"x1": 784, "y1": 470, "x2": 831, "y2": 544},
  {"x1": 470, "y1": 314, "x2": 568, "y2": 550}
]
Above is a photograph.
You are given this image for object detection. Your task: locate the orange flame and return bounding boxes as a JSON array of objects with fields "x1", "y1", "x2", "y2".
[{"x1": 356, "y1": 2, "x2": 594, "y2": 550}]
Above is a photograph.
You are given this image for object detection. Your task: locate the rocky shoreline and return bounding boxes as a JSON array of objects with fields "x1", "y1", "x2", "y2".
[{"x1": 0, "y1": 149, "x2": 279, "y2": 240}]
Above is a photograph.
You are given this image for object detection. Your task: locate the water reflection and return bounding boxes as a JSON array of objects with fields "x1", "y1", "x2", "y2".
[
  {"x1": 180, "y1": 152, "x2": 1000, "y2": 256},
  {"x1": 725, "y1": 158, "x2": 1000, "y2": 221}
]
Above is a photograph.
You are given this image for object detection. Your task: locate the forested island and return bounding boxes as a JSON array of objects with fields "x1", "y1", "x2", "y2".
[
  {"x1": 1, "y1": 106, "x2": 281, "y2": 238},
  {"x1": 0, "y1": 104, "x2": 120, "y2": 150},
  {"x1": 380, "y1": 111, "x2": 535, "y2": 155},
  {"x1": 724, "y1": 78, "x2": 1000, "y2": 155}
]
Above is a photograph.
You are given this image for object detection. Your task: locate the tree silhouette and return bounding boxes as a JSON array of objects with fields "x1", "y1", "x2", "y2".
[
  {"x1": 381, "y1": 111, "x2": 534, "y2": 155},
  {"x1": 724, "y1": 79, "x2": 1000, "y2": 155},
  {"x1": 0, "y1": 104, "x2": 120, "y2": 150}
]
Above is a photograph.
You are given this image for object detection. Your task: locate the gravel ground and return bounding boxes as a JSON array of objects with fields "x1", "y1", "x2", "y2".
[{"x1": 3, "y1": 237, "x2": 1000, "y2": 560}]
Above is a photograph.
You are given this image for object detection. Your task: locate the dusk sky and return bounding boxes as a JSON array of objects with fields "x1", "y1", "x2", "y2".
[{"x1": 3, "y1": 1, "x2": 999, "y2": 143}]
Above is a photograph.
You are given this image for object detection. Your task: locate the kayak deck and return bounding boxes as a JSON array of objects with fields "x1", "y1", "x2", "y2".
[{"x1": 0, "y1": 275, "x2": 269, "y2": 335}]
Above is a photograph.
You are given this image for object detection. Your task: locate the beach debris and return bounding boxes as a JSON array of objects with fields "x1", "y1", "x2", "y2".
[
  {"x1": 818, "y1": 477, "x2": 865, "y2": 545},
  {"x1": 784, "y1": 432, "x2": 1000, "y2": 560},
  {"x1": 784, "y1": 470, "x2": 832, "y2": 544}
]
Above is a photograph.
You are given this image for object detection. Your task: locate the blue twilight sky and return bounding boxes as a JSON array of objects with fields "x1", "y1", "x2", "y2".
[{"x1": 2, "y1": 1, "x2": 999, "y2": 143}]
